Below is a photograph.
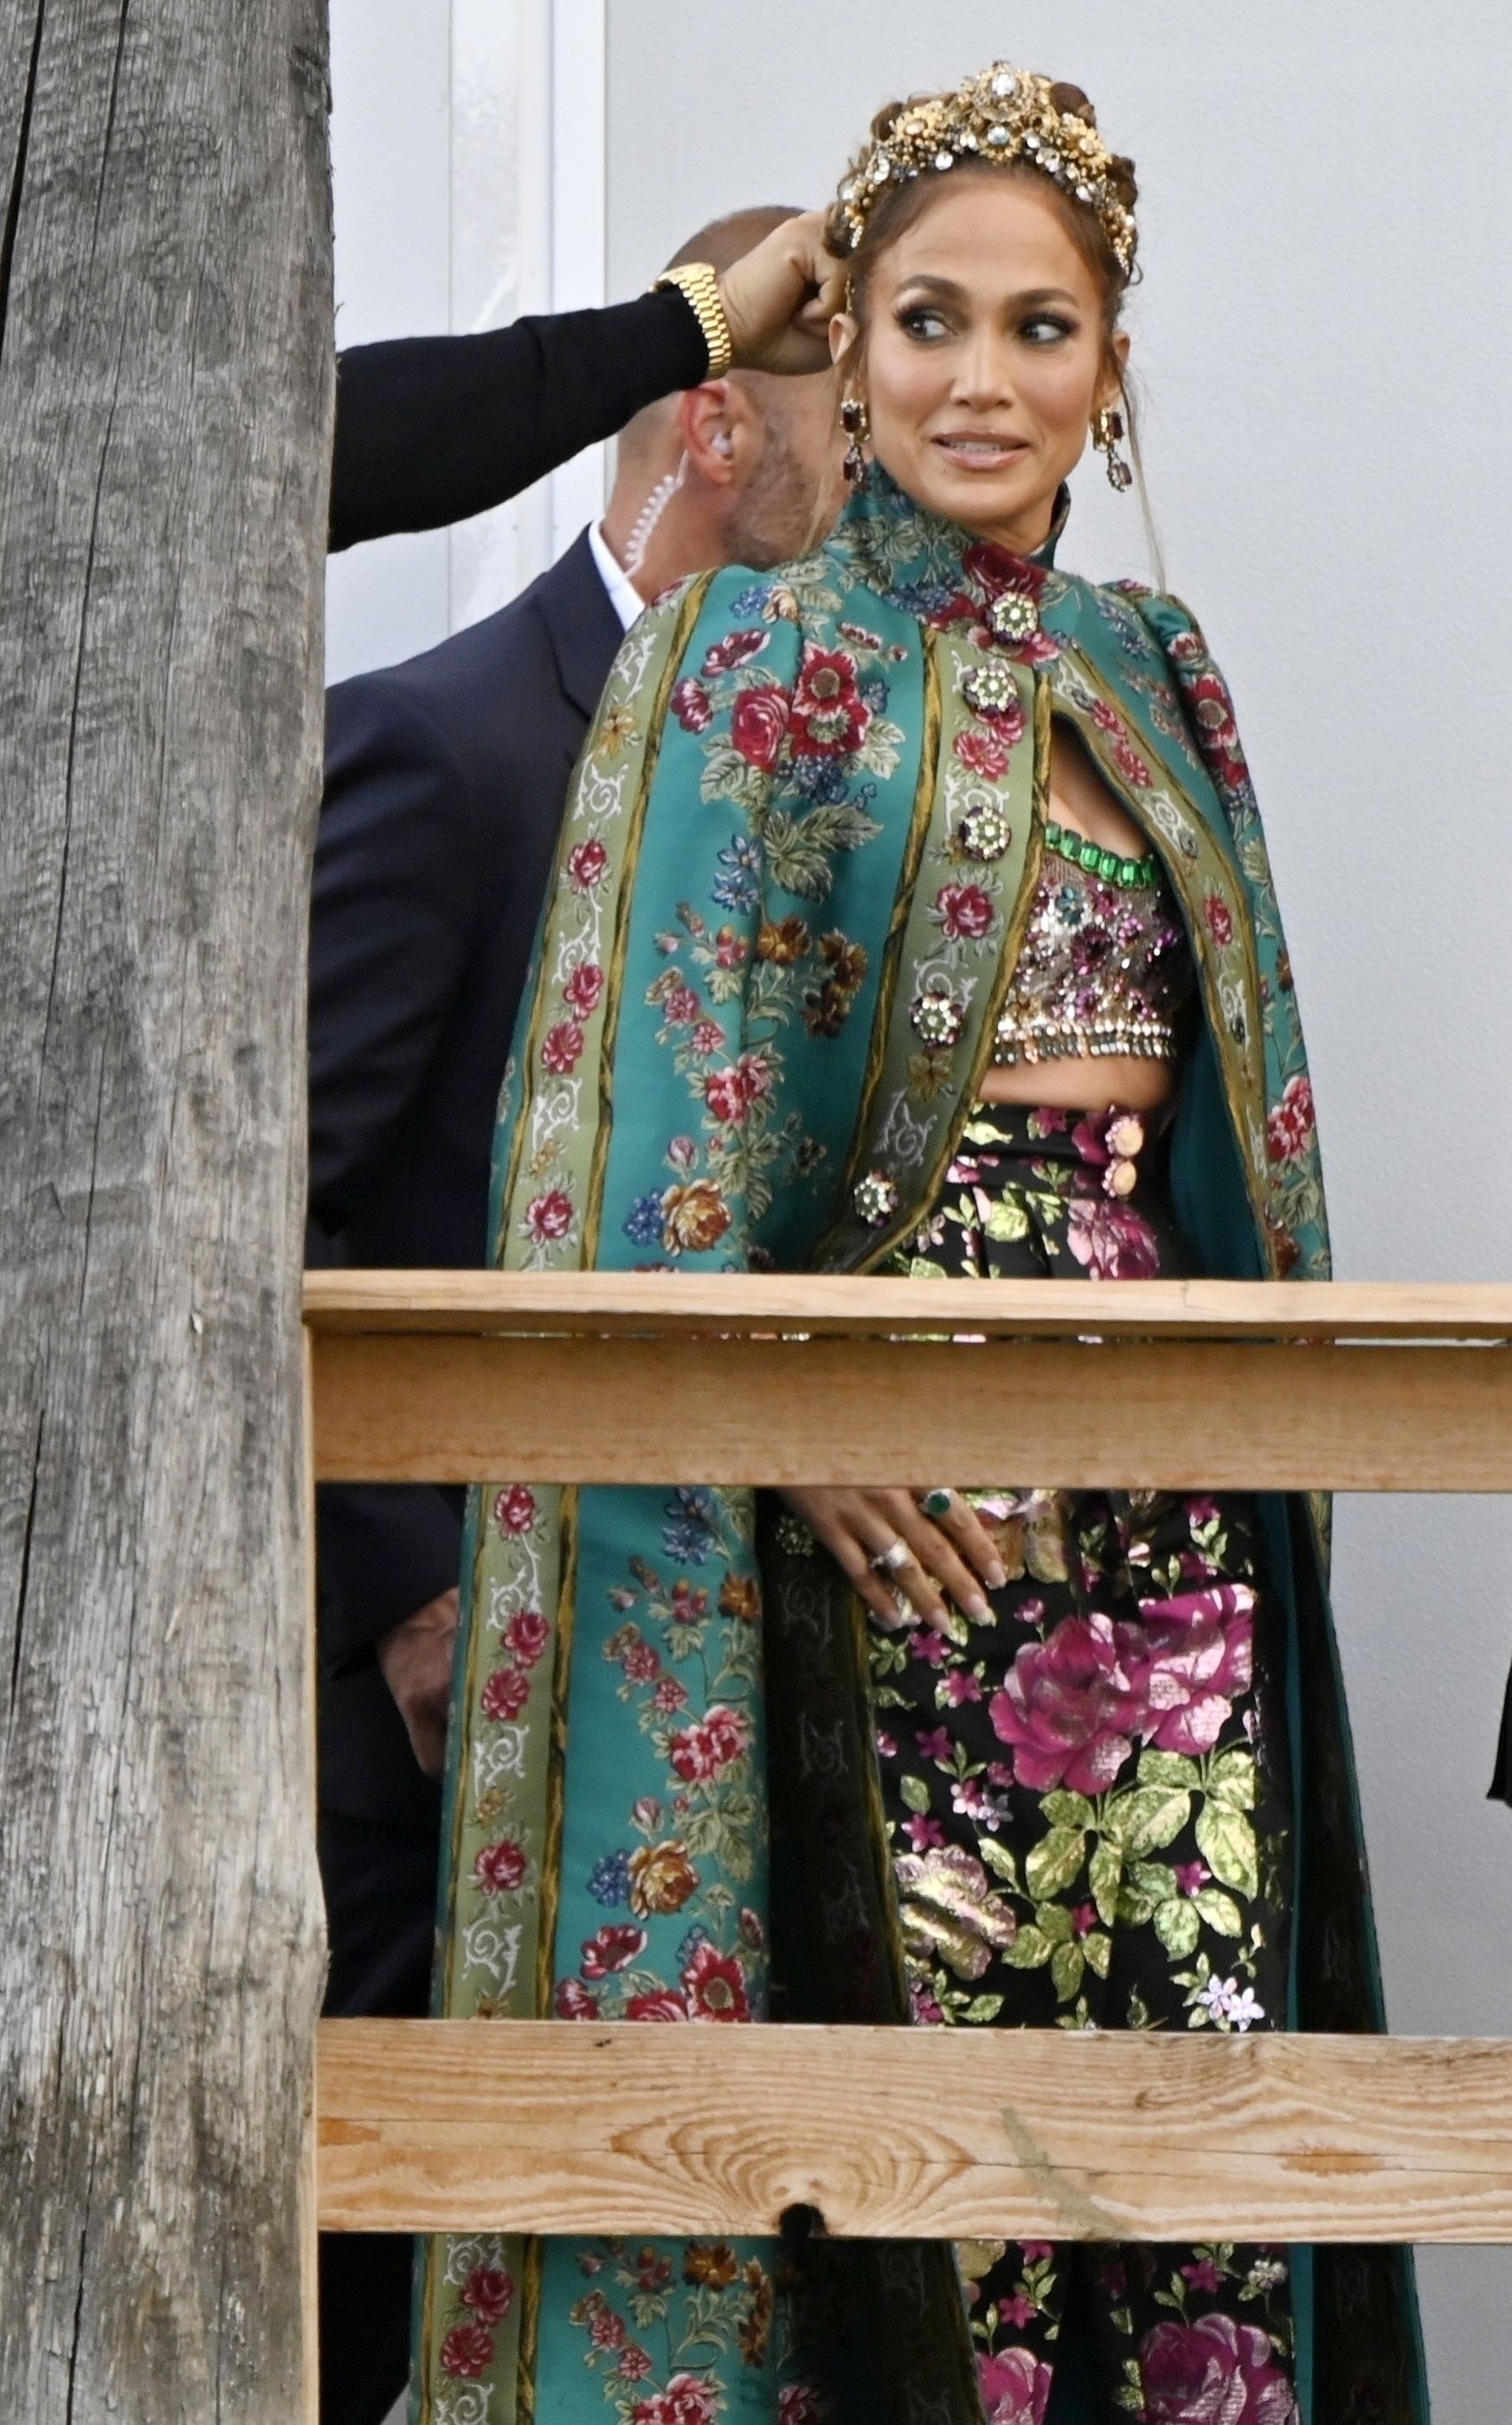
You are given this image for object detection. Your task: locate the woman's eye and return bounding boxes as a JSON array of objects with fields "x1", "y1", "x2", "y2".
[
  {"x1": 1022, "y1": 314, "x2": 1075, "y2": 345},
  {"x1": 898, "y1": 307, "x2": 953, "y2": 342}
]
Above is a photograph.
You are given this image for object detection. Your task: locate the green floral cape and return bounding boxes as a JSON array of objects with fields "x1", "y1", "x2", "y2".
[{"x1": 412, "y1": 472, "x2": 1427, "y2": 2425}]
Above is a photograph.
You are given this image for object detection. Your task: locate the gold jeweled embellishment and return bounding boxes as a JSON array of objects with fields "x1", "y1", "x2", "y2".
[
  {"x1": 956, "y1": 801, "x2": 1013, "y2": 861},
  {"x1": 910, "y1": 990, "x2": 967, "y2": 1047},
  {"x1": 960, "y1": 661, "x2": 1018, "y2": 717},
  {"x1": 853, "y1": 1169, "x2": 900, "y2": 1226},
  {"x1": 988, "y1": 591, "x2": 1041, "y2": 645}
]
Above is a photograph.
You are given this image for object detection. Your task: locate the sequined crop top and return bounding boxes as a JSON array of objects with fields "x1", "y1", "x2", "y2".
[{"x1": 993, "y1": 821, "x2": 1195, "y2": 1067}]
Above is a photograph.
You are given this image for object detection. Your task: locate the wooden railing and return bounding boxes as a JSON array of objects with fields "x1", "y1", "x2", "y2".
[{"x1": 305, "y1": 1275, "x2": 1512, "y2": 2348}]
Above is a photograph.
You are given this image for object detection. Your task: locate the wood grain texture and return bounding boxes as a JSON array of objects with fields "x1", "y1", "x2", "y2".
[
  {"x1": 310, "y1": 1330, "x2": 1512, "y2": 1491},
  {"x1": 0, "y1": 9, "x2": 331, "y2": 2420},
  {"x1": 317, "y1": 2020, "x2": 1512, "y2": 2244},
  {"x1": 304, "y1": 1268, "x2": 1512, "y2": 1341}
]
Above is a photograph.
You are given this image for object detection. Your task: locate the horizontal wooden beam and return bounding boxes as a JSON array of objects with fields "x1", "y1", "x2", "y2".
[
  {"x1": 304, "y1": 1270, "x2": 1512, "y2": 1343},
  {"x1": 309, "y1": 1329, "x2": 1512, "y2": 1491},
  {"x1": 317, "y1": 2021, "x2": 1512, "y2": 2244}
]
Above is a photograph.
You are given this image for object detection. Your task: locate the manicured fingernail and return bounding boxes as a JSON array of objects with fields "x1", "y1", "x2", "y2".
[
  {"x1": 966, "y1": 1592, "x2": 991, "y2": 1623},
  {"x1": 985, "y1": 1563, "x2": 1007, "y2": 1590}
]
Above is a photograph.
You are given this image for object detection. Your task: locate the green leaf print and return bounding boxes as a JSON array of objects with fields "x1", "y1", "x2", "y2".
[
  {"x1": 1138, "y1": 1750, "x2": 1201, "y2": 1791},
  {"x1": 1089, "y1": 1838, "x2": 1123, "y2": 1927},
  {"x1": 978, "y1": 1837, "x2": 1020, "y2": 1888},
  {"x1": 1083, "y1": 1931, "x2": 1112, "y2": 1979},
  {"x1": 1192, "y1": 1885, "x2": 1245, "y2": 1938},
  {"x1": 984, "y1": 1195, "x2": 1031, "y2": 1244},
  {"x1": 962, "y1": 1993, "x2": 1006, "y2": 2024},
  {"x1": 1104, "y1": 1785, "x2": 1191, "y2": 1857},
  {"x1": 1041, "y1": 1791, "x2": 1096, "y2": 1832},
  {"x1": 1051, "y1": 1942, "x2": 1085, "y2": 2003},
  {"x1": 1003, "y1": 1925, "x2": 1054, "y2": 1971},
  {"x1": 1154, "y1": 1898, "x2": 1202, "y2": 1958},
  {"x1": 1026, "y1": 1826, "x2": 1088, "y2": 1901},
  {"x1": 764, "y1": 801, "x2": 884, "y2": 899},
  {"x1": 1195, "y1": 1801, "x2": 1259, "y2": 1898},
  {"x1": 1206, "y1": 1747, "x2": 1258, "y2": 1811},
  {"x1": 1035, "y1": 1901, "x2": 1074, "y2": 1946},
  {"x1": 899, "y1": 1773, "x2": 932, "y2": 1815}
]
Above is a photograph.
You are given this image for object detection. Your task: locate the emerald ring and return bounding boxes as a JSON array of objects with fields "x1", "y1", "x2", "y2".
[{"x1": 918, "y1": 1489, "x2": 955, "y2": 1521}]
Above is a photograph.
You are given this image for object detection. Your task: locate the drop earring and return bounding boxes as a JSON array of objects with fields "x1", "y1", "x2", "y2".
[
  {"x1": 840, "y1": 393, "x2": 871, "y2": 487},
  {"x1": 1093, "y1": 404, "x2": 1134, "y2": 492}
]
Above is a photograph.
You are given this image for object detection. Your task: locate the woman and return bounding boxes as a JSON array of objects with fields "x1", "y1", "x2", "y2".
[{"x1": 410, "y1": 64, "x2": 1427, "y2": 2425}]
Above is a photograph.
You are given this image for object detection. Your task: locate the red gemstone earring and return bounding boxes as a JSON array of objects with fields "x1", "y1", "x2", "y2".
[
  {"x1": 840, "y1": 393, "x2": 871, "y2": 487},
  {"x1": 1093, "y1": 404, "x2": 1134, "y2": 492}
]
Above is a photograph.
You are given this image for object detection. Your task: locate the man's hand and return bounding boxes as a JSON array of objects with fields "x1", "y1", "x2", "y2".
[
  {"x1": 719, "y1": 209, "x2": 849, "y2": 376},
  {"x1": 376, "y1": 1586, "x2": 460, "y2": 1780}
]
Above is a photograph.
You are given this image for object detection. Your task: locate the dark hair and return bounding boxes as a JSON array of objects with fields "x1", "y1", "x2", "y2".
[{"x1": 826, "y1": 81, "x2": 1140, "y2": 410}]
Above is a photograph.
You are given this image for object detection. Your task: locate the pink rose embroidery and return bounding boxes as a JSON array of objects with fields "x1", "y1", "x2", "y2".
[
  {"x1": 1125, "y1": 1583, "x2": 1255, "y2": 1758},
  {"x1": 672, "y1": 678, "x2": 714, "y2": 732},
  {"x1": 461, "y1": 2265, "x2": 514, "y2": 2325},
  {"x1": 682, "y1": 1941, "x2": 751, "y2": 2023},
  {"x1": 474, "y1": 1837, "x2": 528, "y2": 1895},
  {"x1": 1065, "y1": 1198, "x2": 1161, "y2": 1280},
  {"x1": 494, "y1": 1483, "x2": 537, "y2": 1534},
  {"x1": 505, "y1": 1607, "x2": 550, "y2": 1666},
  {"x1": 524, "y1": 1189, "x2": 574, "y2": 1245},
  {"x1": 581, "y1": 1923, "x2": 648, "y2": 1978},
  {"x1": 1137, "y1": 2311, "x2": 1297, "y2": 2423},
  {"x1": 668, "y1": 1704, "x2": 751, "y2": 1782},
  {"x1": 441, "y1": 2323, "x2": 496, "y2": 2380},
  {"x1": 989, "y1": 1611, "x2": 1144, "y2": 1793},
  {"x1": 480, "y1": 1664, "x2": 531, "y2": 1723},
  {"x1": 625, "y1": 1990, "x2": 689, "y2": 2022},
  {"x1": 567, "y1": 837, "x2": 608, "y2": 891},
  {"x1": 563, "y1": 961, "x2": 605, "y2": 1017},
  {"x1": 703, "y1": 628, "x2": 768, "y2": 675},
  {"x1": 556, "y1": 1978, "x2": 601, "y2": 2018},
  {"x1": 790, "y1": 643, "x2": 868, "y2": 757},
  {"x1": 977, "y1": 2345, "x2": 1053, "y2": 2425},
  {"x1": 730, "y1": 686, "x2": 788, "y2": 772},
  {"x1": 1267, "y1": 1076, "x2": 1315, "y2": 1166},
  {"x1": 541, "y1": 1019, "x2": 584, "y2": 1074},
  {"x1": 1203, "y1": 891, "x2": 1234, "y2": 949},
  {"x1": 936, "y1": 882, "x2": 994, "y2": 942}
]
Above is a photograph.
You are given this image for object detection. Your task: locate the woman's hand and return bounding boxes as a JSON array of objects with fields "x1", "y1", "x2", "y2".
[
  {"x1": 777, "y1": 1486, "x2": 1007, "y2": 1636},
  {"x1": 719, "y1": 210, "x2": 849, "y2": 376}
]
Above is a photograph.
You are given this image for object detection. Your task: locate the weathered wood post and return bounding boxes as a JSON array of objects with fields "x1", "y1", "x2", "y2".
[{"x1": 0, "y1": 5, "x2": 332, "y2": 2417}]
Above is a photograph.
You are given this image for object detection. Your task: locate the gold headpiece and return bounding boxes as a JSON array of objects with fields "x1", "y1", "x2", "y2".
[{"x1": 833, "y1": 62, "x2": 1137, "y2": 276}]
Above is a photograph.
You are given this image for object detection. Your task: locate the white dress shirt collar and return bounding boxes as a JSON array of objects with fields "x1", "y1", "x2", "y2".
[{"x1": 588, "y1": 521, "x2": 646, "y2": 634}]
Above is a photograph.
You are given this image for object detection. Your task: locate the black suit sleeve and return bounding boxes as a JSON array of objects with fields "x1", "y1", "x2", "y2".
[
  {"x1": 311, "y1": 676, "x2": 482, "y2": 1666},
  {"x1": 330, "y1": 287, "x2": 709, "y2": 551}
]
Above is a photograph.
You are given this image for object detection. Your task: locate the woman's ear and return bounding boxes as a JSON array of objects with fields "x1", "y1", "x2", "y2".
[
  {"x1": 1098, "y1": 328, "x2": 1133, "y2": 413},
  {"x1": 829, "y1": 310, "x2": 859, "y2": 369}
]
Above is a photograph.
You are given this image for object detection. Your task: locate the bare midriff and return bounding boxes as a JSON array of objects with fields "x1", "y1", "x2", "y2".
[{"x1": 978, "y1": 722, "x2": 1181, "y2": 1115}]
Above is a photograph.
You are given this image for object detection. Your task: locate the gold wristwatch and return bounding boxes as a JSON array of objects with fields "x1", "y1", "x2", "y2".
[{"x1": 651, "y1": 261, "x2": 735, "y2": 378}]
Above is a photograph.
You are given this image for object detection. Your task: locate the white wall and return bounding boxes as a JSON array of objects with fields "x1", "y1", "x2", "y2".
[
  {"x1": 331, "y1": 4, "x2": 1512, "y2": 2411},
  {"x1": 326, "y1": 0, "x2": 608, "y2": 685}
]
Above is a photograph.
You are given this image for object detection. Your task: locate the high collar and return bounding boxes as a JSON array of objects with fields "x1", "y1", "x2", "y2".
[{"x1": 830, "y1": 462, "x2": 1070, "y2": 608}]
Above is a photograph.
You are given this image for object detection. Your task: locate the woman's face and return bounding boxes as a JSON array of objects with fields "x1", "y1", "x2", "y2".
[{"x1": 833, "y1": 173, "x2": 1127, "y2": 555}]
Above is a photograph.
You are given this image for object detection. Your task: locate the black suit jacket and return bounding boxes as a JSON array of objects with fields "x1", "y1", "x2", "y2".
[{"x1": 311, "y1": 531, "x2": 624, "y2": 1825}]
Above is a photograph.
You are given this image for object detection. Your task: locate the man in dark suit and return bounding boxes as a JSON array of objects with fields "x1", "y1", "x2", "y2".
[{"x1": 310, "y1": 204, "x2": 842, "y2": 2425}]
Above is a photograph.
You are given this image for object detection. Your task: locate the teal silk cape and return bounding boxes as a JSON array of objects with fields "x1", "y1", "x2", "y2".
[{"x1": 413, "y1": 470, "x2": 1429, "y2": 2425}]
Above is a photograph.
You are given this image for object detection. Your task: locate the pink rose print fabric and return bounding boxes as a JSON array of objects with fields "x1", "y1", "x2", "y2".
[{"x1": 873, "y1": 1103, "x2": 1298, "y2": 2415}]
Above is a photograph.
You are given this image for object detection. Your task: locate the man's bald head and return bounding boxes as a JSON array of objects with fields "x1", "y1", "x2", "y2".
[{"x1": 616, "y1": 207, "x2": 807, "y2": 474}]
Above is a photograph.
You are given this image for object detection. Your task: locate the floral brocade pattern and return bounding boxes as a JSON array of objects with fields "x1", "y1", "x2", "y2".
[{"x1": 878, "y1": 1107, "x2": 1297, "y2": 2420}]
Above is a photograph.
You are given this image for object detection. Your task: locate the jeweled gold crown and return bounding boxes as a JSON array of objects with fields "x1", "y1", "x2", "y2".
[{"x1": 833, "y1": 62, "x2": 1137, "y2": 276}]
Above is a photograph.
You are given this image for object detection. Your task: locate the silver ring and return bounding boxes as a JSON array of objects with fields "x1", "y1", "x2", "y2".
[
  {"x1": 870, "y1": 1536, "x2": 910, "y2": 1576},
  {"x1": 917, "y1": 1488, "x2": 955, "y2": 1521}
]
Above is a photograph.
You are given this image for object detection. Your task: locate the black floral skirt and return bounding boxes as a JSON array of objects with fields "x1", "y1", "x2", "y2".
[{"x1": 869, "y1": 1105, "x2": 1299, "y2": 2422}]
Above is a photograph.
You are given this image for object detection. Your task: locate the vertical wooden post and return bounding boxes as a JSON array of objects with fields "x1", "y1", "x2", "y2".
[{"x1": 0, "y1": 5, "x2": 332, "y2": 2418}]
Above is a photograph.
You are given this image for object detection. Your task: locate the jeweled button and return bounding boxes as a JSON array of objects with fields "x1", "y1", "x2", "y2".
[
  {"x1": 961, "y1": 661, "x2": 1018, "y2": 717},
  {"x1": 853, "y1": 1170, "x2": 899, "y2": 1227},
  {"x1": 958, "y1": 802, "x2": 1013, "y2": 861},
  {"x1": 988, "y1": 592, "x2": 1041, "y2": 645},
  {"x1": 910, "y1": 991, "x2": 966, "y2": 1047}
]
